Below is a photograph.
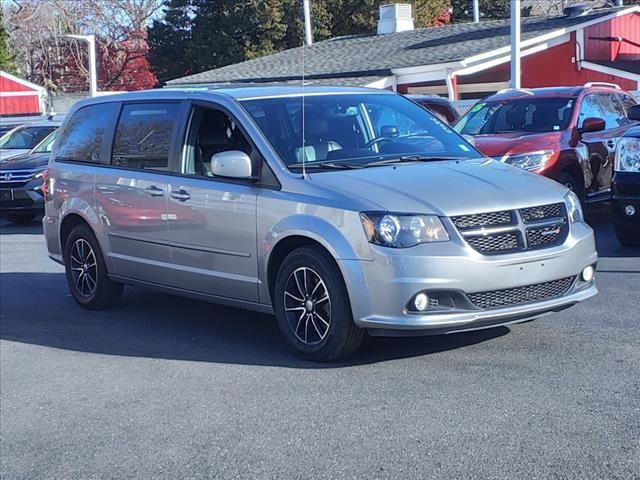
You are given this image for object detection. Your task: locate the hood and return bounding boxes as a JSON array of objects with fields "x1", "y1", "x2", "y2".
[
  {"x1": 309, "y1": 158, "x2": 568, "y2": 216},
  {"x1": 0, "y1": 152, "x2": 50, "y2": 170},
  {"x1": 0, "y1": 149, "x2": 31, "y2": 162},
  {"x1": 472, "y1": 132, "x2": 562, "y2": 158}
]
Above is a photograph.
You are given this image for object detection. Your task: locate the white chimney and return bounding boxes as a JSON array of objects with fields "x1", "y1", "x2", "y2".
[{"x1": 377, "y1": 4, "x2": 414, "y2": 35}]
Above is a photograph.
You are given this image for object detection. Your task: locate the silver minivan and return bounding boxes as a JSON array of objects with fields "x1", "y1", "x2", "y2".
[{"x1": 43, "y1": 87, "x2": 598, "y2": 360}]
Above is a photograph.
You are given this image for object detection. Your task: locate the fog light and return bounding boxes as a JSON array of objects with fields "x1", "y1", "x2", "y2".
[
  {"x1": 624, "y1": 205, "x2": 636, "y2": 217},
  {"x1": 414, "y1": 293, "x2": 429, "y2": 312},
  {"x1": 582, "y1": 265, "x2": 595, "y2": 282}
]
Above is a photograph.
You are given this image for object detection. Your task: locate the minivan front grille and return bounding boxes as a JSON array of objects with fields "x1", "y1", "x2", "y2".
[
  {"x1": 452, "y1": 203, "x2": 569, "y2": 255},
  {"x1": 468, "y1": 277, "x2": 576, "y2": 309}
]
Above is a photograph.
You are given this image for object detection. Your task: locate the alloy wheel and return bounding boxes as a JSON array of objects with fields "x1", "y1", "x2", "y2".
[
  {"x1": 69, "y1": 238, "x2": 98, "y2": 298},
  {"x1": 283, "y1": 267, "x2": 331, "y2": 345}
]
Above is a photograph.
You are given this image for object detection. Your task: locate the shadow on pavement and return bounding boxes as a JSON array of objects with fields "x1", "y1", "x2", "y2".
[
  {"x1": 0, "y1": 216, "x2": 44, "y2": 235},
  {"x1": 0, "y1": 272, "x2": 509, "y2": 368}
]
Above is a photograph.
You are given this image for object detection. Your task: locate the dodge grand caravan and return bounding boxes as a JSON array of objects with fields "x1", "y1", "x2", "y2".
[{"x1": 43, "y1": 87, "x2": 598, "y2": 360}]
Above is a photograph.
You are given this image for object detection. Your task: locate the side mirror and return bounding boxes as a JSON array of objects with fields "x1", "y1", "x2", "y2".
[
  {"x1": 211, "y1": 150, "x2": 252, "y2": 179},
  {"x1": 380, "y1": 125, "x2": 399, "y2": 137},
  {"x1": 628, "y1": 104, "x2": 640, "y2": 122},
  {"x1": 579, "y1": 117, "x2": 605, "y2": 134}
]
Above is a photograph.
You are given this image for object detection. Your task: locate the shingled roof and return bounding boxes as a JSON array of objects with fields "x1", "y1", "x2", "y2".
[{"x1": 167, "y1": 6, "x2": 631, "y2": 86}]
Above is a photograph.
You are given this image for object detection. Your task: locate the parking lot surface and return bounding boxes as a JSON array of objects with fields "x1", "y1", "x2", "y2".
[{"x1": 1, "y1": 207, "x2": 639, "y2": 480}]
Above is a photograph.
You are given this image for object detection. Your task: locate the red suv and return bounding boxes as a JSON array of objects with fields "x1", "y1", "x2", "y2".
[{"x1": 455, "y1": 83, "x2": 638, "y2": 203}]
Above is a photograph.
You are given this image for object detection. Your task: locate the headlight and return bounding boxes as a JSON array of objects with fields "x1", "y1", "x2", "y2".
[
  {"x1": 502, "y1": 151, "x2": 554, "y2": 171},
  {"x1": 615, "y1": 137, "x2": 640, "y2": 172},
  {"x1": 564, "y1": 191, "x2": 583, "y2": 224},
  {"x1": 360, "y1": 212, "x2": 449, "y2": 248}
]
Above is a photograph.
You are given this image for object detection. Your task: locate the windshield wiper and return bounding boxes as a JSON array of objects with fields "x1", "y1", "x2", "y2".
[
  {"x1": 363, "y1": 155, "x2": 465, "y2": 167},
  {"x1": 288, "y1": 161, "x2": 363, "y2": 170}
]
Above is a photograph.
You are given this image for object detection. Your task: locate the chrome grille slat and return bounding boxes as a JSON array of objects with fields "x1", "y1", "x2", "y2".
[
  {"x1": 452, "y1": 203, "x2": 569, "y2": 255},
  {"x1": 0, "y1": 169, "x2": 38, "y2": 188},
  {"x1": 468, "y1": 277, "x2": 575, "y2": 309}
]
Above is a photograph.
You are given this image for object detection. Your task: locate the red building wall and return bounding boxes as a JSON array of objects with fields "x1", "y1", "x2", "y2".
[
  {"x1": 0, "y1": 73, "x2": 44, "y2": 116},
  {"x1": 584, "y1": 12, "x2": 640, "y2": 61}
]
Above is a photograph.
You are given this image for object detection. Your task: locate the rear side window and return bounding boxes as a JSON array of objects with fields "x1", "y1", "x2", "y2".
[
  {"x1": 597, "y1": 93, "x2": 627, "y2": 129},
  {"x1": 55, "y1": 103, "x2": 116, "y2": 162},
  {"x1": 112, "y1": 103, "x2": 180, "y2": 171},
  {"x1": 619, "y1": 94, "x2": 637, "y2": 119}
]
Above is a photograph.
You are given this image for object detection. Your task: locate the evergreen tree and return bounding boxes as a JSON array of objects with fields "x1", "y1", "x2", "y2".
[{"x1": 0, "y1": 18, "x2": 16, "y2": 73}]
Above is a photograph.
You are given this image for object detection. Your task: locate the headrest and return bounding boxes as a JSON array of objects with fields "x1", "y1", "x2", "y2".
[
  {"x1": 305, "y1": 117, "x2": 329, "y2": 138},
  {"x1": 199, "y1": 127, "x2": 229, "y2": 146}
]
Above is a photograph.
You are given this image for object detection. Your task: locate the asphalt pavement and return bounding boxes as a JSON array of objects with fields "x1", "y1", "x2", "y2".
[{"x1": 1, "y1": 207, "x2": 639, "y2": 479}]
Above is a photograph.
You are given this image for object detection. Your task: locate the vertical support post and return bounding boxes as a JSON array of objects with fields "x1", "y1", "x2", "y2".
[
  {"x1": 87, "y1": 35, "x2": 98, "y2": 97},
  {"x1": 472, "y1": 0, "x2": 480, "y2": 23},
  {"x1": 303, "y1": 0, "x2": 313, "y2": 46},
  {"x1": 510, "y1": 0, "x2": 521, "y2": 89}
]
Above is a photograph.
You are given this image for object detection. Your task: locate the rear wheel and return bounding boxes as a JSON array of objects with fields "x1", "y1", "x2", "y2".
[
  {"x1": 6, "y1": 213, "x2": 36, "y2": 224},
  {"x1": 63, "y1": 224, "x2": 123, "y2": 310},
  {"x1": 273, "y1": 246, "x2": 363, "y2": 361},
  {"x1": 614, "y1": 221, "x2": 640, "y2": 247}
]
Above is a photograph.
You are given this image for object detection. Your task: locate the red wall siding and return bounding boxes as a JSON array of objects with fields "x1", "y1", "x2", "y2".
[
  {"x1": 0, "y1": 75, "x2": 36, "y2": 92},
  {"x1": 0, "y1": 95, "x2": 41, "y2": 116},
  {"x1": 520, "y1": 32, "x2": 637, "y2": 90},
  {"x1": 585, "y1": 13, "x2": 640, "y2": 61}
]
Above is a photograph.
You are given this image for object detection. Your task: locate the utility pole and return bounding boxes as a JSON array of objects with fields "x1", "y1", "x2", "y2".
[
  {"x1": 472, "y1": 0, "x2": 480, "y2": 23},
  {"x1": 510, "y1": 0, "x2": 521, "y2": 89},
  {"x1": 65, "y1": 34, "x2": 98, "y2": 97},
  {"x1": 303, "y1": 0, "x2": 313, "y2": 45}
]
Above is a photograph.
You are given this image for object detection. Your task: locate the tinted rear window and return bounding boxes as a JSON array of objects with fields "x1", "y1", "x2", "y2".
[{"x1": 55, "y1": 103, "x2": 117, "y2": 162}]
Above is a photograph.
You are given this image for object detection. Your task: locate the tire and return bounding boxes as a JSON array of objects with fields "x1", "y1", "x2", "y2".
[
  {"x1": 614, "y1": 221, "x2": 640, "y2": 247},
  {"x1": 556, "y1": 171, "x2": 585, "y2": 202},
  {"x1": 7, "y1": 213, "x2": 36, "y2": 224},
  {"x1": 273, "y1": 246, "x2": 364, "y2": 361},
  {"x1": 63, "y1": 224, "x2": 123, "y2": 310}
]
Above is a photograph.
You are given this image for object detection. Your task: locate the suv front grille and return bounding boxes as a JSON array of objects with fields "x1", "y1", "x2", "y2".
[
  {"x1": 0, "y1": 169, "x2": 38, "y2": 189},
  {"x1": 452, "y1": 203, "x2": 568, "y2": 255},
  {"x1": 468, "y1": 277, "x2": 575, "y2": 309}
]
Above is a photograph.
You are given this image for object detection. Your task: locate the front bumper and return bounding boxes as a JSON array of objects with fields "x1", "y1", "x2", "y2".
[
  {"x1": 0, "y1": 185, "x2": 45, "y2": 214},
  {"x1": 612, "y1": 171, "x2": 640, "y2": 226},
  {"x1": 341, "y1": 220, "x2": 597, "y2": 334}
]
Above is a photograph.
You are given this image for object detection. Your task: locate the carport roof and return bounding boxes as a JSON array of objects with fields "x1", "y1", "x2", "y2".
[{"x1": 168, "y1": 6, "x2": 637, "y2": 86}]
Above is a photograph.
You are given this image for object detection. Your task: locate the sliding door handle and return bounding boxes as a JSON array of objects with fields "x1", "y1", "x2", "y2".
[{"x1": 145, "y1": 185, "x2": 165, "y2": 197}]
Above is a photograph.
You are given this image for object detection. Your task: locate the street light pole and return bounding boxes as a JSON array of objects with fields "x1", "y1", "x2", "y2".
[
  {"x1": 303, "y1": 0, "x2": 313, "y2": 45},
  {"x1": 510, "y1": 0, "x2": 521, "y2": 89},
  {"x1": 472, "y1": 0, "x2": 480, "y2": 23},
  {"x1": 64, "y1": 34, "x2": 98, "y2": 97}
]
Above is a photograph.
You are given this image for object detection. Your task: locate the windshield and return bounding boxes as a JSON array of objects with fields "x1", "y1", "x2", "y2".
[
  {"x1": 0, "y1": 125, "x2": 57, "y2": 150},
  {"x1": 32, "y1": 130, "x2": 57, "y2": 153},
  {"x1": 455, "y1": 97, "x2": 576, "y2": 135},
  {"x1": 241, "y1": 93, "x2": 479, "y2": 168}
]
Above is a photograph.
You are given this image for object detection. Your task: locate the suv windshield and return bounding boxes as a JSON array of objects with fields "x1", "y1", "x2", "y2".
[
  {"x1": 31, "y1": 130, "x2": 57, "y2": 154},
  {"x1": 0, "y1": 125, "x2": 57, "y2": 150},
  {"x1": 455, "y1": 97, "x2": 576, "y2": 135},
  {"x1": 241, "y1": 93, "x2": 478, "y2": 168}
]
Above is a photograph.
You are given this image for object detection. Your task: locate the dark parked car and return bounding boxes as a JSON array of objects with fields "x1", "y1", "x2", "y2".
[
  {"x1": 454, "y1": 83, "x2": 638, "y2": 203},
  {"x1": 406, "y1": 94, "x2": 460, "y2": 125},
  {"x1": 0, "y1": 120, "x2": 60, "y2": 161},
  {"x1": 0, "y1": 129, "x2": 56, "y2": 223},
  {"x1": 612, "y1": 104, "x2": 640, "y2": 247}
]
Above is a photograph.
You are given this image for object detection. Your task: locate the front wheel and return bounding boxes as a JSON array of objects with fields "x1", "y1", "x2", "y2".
[
  {"x1": 614, "y1": 221, "x2": 640, "y2": 247},
  {"x1": 63, "y1": 224, "x2": 124, "y2": 310},
  {"x1": 273, "y1": 246, "x2": 363, "y2": 361}
]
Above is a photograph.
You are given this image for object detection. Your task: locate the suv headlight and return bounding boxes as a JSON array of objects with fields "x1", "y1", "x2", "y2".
[
  {"x1": 615, "y1": 137, "x2": 640, "y2": 172},
  {"x1": 502, "y1": 151, "x2": 554, "y2": 171},
  {"x1": 564, "y1": 191, "x2": 584, "y2": 224},
  {"x1": 360, "y1": 212, "x2": 449, "y2": 248}
]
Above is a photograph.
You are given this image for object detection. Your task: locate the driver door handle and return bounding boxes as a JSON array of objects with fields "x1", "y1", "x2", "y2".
[
  {"x1": 170, "y1": 189, "x2": 191, "y2": 201},
  {"x1": 145, "y1": 185, "x2": 165, "y2": 197}
]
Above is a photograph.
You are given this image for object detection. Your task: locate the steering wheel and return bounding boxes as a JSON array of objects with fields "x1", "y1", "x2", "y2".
[{"x1": 364, "y1": 136, "x2": 394, "y2": 149}]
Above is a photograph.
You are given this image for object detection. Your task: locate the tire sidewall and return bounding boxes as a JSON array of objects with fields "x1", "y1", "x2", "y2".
[
  {"x1": 63, "y1": 225, "x2": 103, "y2": 307},
  {"x1": 273, "y1": 248, "x2": 355, "y2": 359}
]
